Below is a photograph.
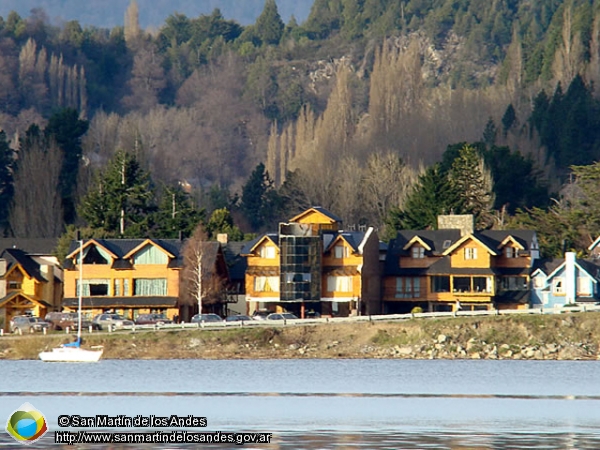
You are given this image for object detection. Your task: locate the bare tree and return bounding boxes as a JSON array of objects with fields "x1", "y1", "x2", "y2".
[{"x1": 10, "y1": 138, "x2": 64, "y2": 237}]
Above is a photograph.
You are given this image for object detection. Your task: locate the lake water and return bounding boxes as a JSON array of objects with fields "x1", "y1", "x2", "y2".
[{"x1": 1, "y1": 359, "x2": 599, "y2": 449}]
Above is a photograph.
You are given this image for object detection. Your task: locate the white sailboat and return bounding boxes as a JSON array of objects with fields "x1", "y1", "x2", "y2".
[{"x1": 39, "y1": 236, "x2": 103, "y2": 363}]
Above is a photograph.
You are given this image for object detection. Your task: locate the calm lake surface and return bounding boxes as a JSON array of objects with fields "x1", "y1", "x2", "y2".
[{"x1": 1, "y1": 359, "x2": 599, "y2": 449}]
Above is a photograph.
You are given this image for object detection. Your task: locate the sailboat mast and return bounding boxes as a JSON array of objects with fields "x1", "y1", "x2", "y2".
[{"x1": 78, "y1": 236, "x2": 83, "y2": 342}]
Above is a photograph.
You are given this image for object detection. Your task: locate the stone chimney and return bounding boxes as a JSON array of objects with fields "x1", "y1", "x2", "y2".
[
  {"x1": 437, "y1": 214, "x2": 474, "y2": 236},
  {"x1": 216, "y1": 233, "x2": 228, "y2": 244},
  {"x1": 564, "y1": 252, "x2": 577, "y2": 304}
]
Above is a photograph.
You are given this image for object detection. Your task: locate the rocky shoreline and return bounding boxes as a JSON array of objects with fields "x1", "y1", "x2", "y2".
[{"x1": 1, "y1": 312, "x2": 600, "y2": 361}]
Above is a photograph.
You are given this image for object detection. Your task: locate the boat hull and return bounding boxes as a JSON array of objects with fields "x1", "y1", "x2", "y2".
[{"x1": 39, "y1": 347, "x2": 103, "y2": 362}]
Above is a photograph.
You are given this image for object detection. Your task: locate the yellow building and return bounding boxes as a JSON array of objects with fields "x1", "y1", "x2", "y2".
[
  {"x1": 243, "y1": 207, "x2": 381, "y2": 317},
  {"x1": 383, "y1": 215, "x2": 540, "y2": 313},
  {"x1": 0, "y1": 247, "x2": 62, "y2": 331}
]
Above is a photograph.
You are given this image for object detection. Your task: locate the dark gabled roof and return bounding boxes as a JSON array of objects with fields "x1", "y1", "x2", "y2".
[
  {"x1": 323, "y1": 232, "x2": 366, "y2": 253},
  {"x1": 531, "y1": 257, "x2": 563, "y2": 276},
  {"x1": 64, "y1": 238, "x2": 186, "y2": 268},
  {"x1": 63, "y1": 296, "x2": 179, "y2": 308},
  {"x1": 577, "y1": 259, "x2": 600, "y2": 279},
  {"x1": 222, "y1": 241, "x2": 249, "y2": 282},
  {"x1": 0, "y1": 238, "x2": 58, "y2": 255},
  {"x1": 311, "y1": 206, "x2": 343, "y2": 223},
  {"x1": 241, "y1": 233, "x2": 279, "y2": 255},
  {"x1": 0, "y1": 248, "x2": 47, "y2": 282},
  {"x1": 393, "y1": 230, "x2": 462, "y2": 256},
  {"x1": 478, "y1": 230, "x2": 537, "y2": 251}
]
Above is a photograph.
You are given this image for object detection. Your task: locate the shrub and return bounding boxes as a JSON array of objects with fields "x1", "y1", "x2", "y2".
[{"x1": 411, "y1": 306, "x2": 424, "y2": 314}]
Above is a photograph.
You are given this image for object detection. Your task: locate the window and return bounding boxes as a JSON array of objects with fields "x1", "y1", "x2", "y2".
[
  {"x1": 464, "y1": 248, "x2": 477, "y2": 260},
  {"x1": 77, "y1": 279, "x2": 110, "y2": 296},
  {"x1": 473, "y1": 277, "x2": 492, "y2": 293},
  {"x1": 443, "y1": 240, "x2": 452, "y2": 249},
  {"x1": 8, "y1": 281, "x2": 21, "y2": 290},
  {"x1": 411, "y1": 247, "x2": 425, "y2": 259},
  {"x1": 553, "y1": 278, "x2": 564, "y2": 294},
  {"x1": 501, "y1": 276, "x2": 527, "y2": 290},
  {"x1": 327, "y1": 276, "x2": 352, "y2": 292},
  {"x1": 124, "y1": 279, "x2": 130, "y2": 296},
  {"x1": 82, "y1": 245, "x2": 110, "y2": 265},
  {"x1": 334, "y1": 245, "x2": 348, "y2": 259},
  {"x1": 505, "y1": 247, "x2": 519, "y2": 258},
  {"x1": 133, "y1": 279, "x2": 167, "y2": 296},
  {"x1": 114, "y1": 279, "x2": 121, "y2": 296},
  {"x1": 133, "y1": 245, "x2": 168, "y2": 265},
  {"x1": 431, "y1": 276, "x2": 450, "y2": 293},
  {"x1": 395, "y1": 277, "x2": 420, "y2": 298},
  {"x1": 577, "y1": 277, "x2": 591, "y2": 295},
  {"x1": 533, "y1": 276, "x2": 545, "y2": 289},
  {"x1": 453, "y1": 277, "x2": 471, "y2": 292},
  {"x1": 254, "y1": 276, "x2": 280, "y2": 292},
  {"x1": 284, "y1": 273, "x2": 311, "y2": 283},
  {"x1": 260, "y1": 246, "x2": 276, "y2": 259}
]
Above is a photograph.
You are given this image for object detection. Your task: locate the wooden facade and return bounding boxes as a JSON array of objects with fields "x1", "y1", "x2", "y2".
[
  {"x1": 243, "y1": 207, "x2": 381, "y2": 317},
  {"x1": 383, "y1": 217, "x2": 539, "y2": 313},
  {"x1": 0, "y1": 248, "x2": 62, "y2": 331}
]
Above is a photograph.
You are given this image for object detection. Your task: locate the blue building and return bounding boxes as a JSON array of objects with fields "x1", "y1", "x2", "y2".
[{"x1": 530, "y1": 252, "x2": 600, "y2": 308}]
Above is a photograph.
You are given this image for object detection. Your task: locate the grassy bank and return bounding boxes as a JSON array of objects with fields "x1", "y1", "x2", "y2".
[{"x1": 2, "y1": 312, "x2": 600, "y2": 360}]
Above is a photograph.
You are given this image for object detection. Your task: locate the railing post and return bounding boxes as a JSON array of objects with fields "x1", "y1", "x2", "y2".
[
  {"x1": 89, "y1": 325, "x2": 93, "y2": 333},
  {"x1": 66, "y1": 326, "x2": 70, "y2": 334},
  {"x1": 43, "y1": 328, "x2": 47, "y2": 335}
]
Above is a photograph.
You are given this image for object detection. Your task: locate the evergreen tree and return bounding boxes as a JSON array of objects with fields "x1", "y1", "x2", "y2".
[
  {"x1": 78, "y1": 150, "x2": 154, "y2": 237},
  {"x1": 448, "y1": 144, "x2": 495, "y2": 229},
  {"x1": 205, "y1": 208, "x2": 244, "y2": 241},
  {"x1": 388, "y1": 164, "x2": 454, "y2": 235},
  {"x1": 501, "y1": 104, "x2": 516, "y2": 136},
  {"x1": 151, "y1": 185, "x2": 206, "y2": 239},
  {"x1": 255, "y1": 0, "x2": 285, "y2": 46},
  {"x1": 240, "y1": 163, "x2": 280, "y2": 231},
  {"x1": 44, "y1": 108, "x2": 89, "y2": 224},
  {"x1": 0, "y1": 131, "x2": 14, "y2": 235}
]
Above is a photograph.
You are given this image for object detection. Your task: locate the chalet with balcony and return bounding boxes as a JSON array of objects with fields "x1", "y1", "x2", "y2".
[
  {"x1": 62, "y1": 238, "x2": 230, "y2": 322},
  {"x1": 383, "y1": 215, "x2": 539, "y2": 313},
  {"x1": 242, "y1": 207, "x2": 381, "y2": 317}
]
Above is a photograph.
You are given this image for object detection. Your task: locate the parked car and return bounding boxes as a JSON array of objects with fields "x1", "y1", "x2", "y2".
[
  {"x1": 266, "y1": 313, "x2": 299, "y2": 321},
  {"x1": 251, "y1": 310, "x2": 270, "y2": 321},
  {"x1": 10, "y1": 316, "x2": 50, "y2": 333},
  {"x1": 91, "y1": 313, "x2": 134, "y2": 330},
  {"x1": 45, "y1": 312, "x2": 101, "y2": 331},
  {"x1": 224, "y1": 314, "x2": 253, "y2": 322},
  {"x1": 134, "y1": 313, "x2": 173, "y2": 326},
  {"x1": 190, "y1": 313, "x2": 222, "y2": 323}
]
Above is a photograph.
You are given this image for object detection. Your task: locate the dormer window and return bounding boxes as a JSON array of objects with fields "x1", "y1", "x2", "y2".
[
  {"x1": 411, "y1": 247, "x2": 425, "y2": 259},
  {"x1": 464, "y1": 248, "x2": 477, "y2": 260},
  {"x1": 505, "y1": 247, "x2": 519, "y2": 258},
  {"x1": 443, "y1": 240, "x2": 452, "y2": 249},
  {"x1": 260, "y1": 246, "x2": 276, "y2": 259},
  {"x1": 334, "y1": 245, "x2": 349, "y2": 259}
]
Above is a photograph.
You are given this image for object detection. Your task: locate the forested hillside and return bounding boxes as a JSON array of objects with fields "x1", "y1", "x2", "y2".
[{"x1": 2, "y1": 0, "x2": 600, "y2": 259}]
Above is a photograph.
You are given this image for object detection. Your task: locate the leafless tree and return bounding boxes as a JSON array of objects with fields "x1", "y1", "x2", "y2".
[{"x1": 10, "y1": 138, "x2": 64, "y2": 237}]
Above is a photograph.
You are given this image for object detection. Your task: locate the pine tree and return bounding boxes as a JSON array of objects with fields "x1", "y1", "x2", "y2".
[
  {"x1": 78, "y1": 150, "x2": 154, "y2": 237},
  {"x1": 151, "y1": 185, "x2": 205, "y2": 239},
  {"x1": 255, "y1": 0, "x2": 285, "y2": 46},
  {"x1": 448, "y1": 144, "x2": 495, "y2": 229},
  {"x1": 240, "y1": 163, "x2": 280, "y2": 231},
  {"x1": 205, "y1": 208, "x2": 243, "y2": 241}
]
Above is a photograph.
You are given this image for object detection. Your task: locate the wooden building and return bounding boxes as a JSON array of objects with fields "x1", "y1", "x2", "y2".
[
  {"x1": 383, "y1": 215, "x2": 540, "y2": 313},
  {"x1": 242, "y1": 207, "x2": 381, "y2": 317}
]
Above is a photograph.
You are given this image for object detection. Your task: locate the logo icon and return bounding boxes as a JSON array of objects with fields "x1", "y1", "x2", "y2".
[{"x1": 5, "y1": 402, "x2": 48, "y2": 445}]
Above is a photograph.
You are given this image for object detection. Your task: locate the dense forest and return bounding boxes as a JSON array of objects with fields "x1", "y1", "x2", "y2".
[{"x1": 2, "y1": 0, "x2": 600, "y2": 259}]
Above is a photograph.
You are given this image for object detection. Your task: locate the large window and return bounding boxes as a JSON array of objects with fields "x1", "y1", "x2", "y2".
[
  {"x1": 395, "y1": 277, "x2": 421, "y2": 298},
  {"x1": 501, "y1": 276, "x2": 527, "y2": 290},
  {"x1": 77, "y1": 279, "x2": 110, "y2": 296},
  {"x1": 473, "y1": 277, "x2": 493, "y2": 293},
  {"x1": 505, "y1": 247, "x2": 519, "y2": 258},
  {"x1": 453, "y1": 277, "x2": 471, "y2": 292},
  {"x1": 254, "y1": 276, "x2": 280, "y2": 292},
  {"x1": 334, "y1": 245, "x2": 349, "y2": 259},
  {"x1": 577, "y1": 277, "x2": 591, "y2": 295},
  {"x1": 327, "y1": 276, "x2": 352, "y2": 292},
  {"x1": 133, "y1": 278, "x2": 167, "y2": 296},
  {"x1": 431, "y1": 276, "x2": 450, "y2": 293},
  {"x1": 133, "y1": 245, "x2": 168, "y2": 265}
]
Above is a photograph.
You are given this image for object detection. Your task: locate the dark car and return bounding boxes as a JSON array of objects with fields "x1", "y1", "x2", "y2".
[
  {"x1": 10, "y1": 316, "x2": 50, "y2": 333},
  {"x1": 224, "y1": 314, "x2": 253, "y2": 322},
  {"x1": 191, "y1": 313, "x2": 222, "y2": 323},
  {"x1": 134, "y1": 313, "x2": 173, "y2": 326},
  {"x1": 45, "y1": 312, "x2": 101, "y2": 331},
  {"x1": 266, "y1": 313, "x2": 299, "y2": 321}
]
